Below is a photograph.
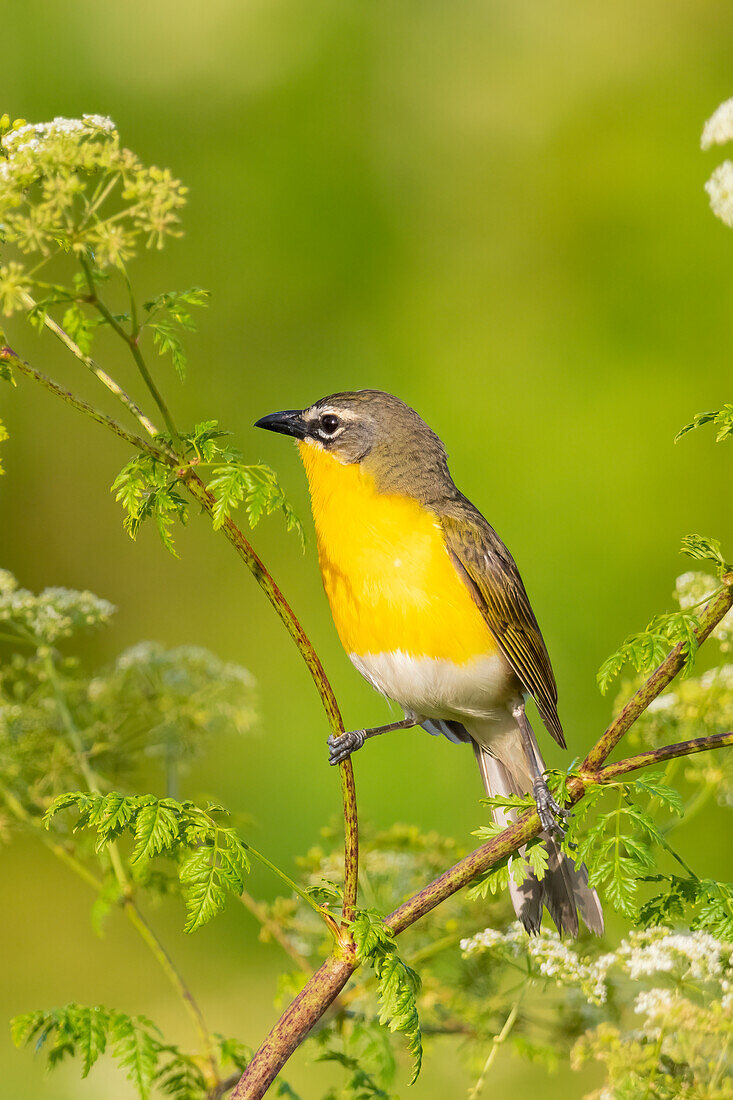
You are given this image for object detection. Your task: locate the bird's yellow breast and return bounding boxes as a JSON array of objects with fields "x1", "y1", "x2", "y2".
[{"x1": 298, "y1": 442, "x2": 497, "y2": 663}]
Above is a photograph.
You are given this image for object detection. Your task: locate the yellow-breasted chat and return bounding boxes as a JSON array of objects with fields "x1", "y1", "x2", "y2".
[{"x1": 256, "y1": 390, "x2": 603, "y2": 937}]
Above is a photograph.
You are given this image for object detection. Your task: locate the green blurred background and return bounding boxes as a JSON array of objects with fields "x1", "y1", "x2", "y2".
[{"x1": 2, "y1": 1, "x2": 733, "y2": 1095}]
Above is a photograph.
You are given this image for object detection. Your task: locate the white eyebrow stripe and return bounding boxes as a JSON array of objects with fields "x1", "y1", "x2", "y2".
[{"x1": 306, "y1": 405, "x2": 359, "y2": 423}]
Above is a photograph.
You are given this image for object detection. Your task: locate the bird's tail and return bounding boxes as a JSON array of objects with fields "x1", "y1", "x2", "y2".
[{"x1": 467, "y1": 715, "x2": 604, "y2": 937}]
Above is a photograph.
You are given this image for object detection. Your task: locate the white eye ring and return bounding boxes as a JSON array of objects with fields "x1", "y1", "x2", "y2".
[{"x1": 319, "y1": 414, "x2": 341, "y2": 436}]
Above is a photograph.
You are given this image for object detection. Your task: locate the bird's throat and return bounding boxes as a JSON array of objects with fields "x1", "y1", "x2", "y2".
[{"x1": 297, "y1": 440, "x2": 497, "y2": 663}]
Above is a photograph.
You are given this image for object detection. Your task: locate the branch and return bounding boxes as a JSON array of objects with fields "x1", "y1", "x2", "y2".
[
  {"x1": 8, "y1": 347, "x2": 359, "y2": 925},
  {"x1": 232, "y1": 576, "x2": 733, "y2": 1098},
  {"x1": 590, "y1": 730, "x2": 733, "y2": 782},
  {"x1": 582, "y1": 576, "x2": 733, "y2": 770},
  {"x1": 79, "y1": 256, "x2": 181, "y2": 448},
  {"x1": 2, "y1": 349, "x2": 163, "y2": 460},
  {"x1": 19, "y1": 292, "x2": 161, "y2": 443},
  {"x1": 180, "y1": 470, "x2": 359, "y2": 923}
]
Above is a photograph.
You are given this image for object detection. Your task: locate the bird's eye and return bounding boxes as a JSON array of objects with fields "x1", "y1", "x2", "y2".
[{"x1": 319, "y1": 414, "x2": 340, "y2": 436}]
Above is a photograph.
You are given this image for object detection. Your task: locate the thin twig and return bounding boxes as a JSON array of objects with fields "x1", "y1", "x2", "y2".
[
  {"x1": 468, "y1": 997, "x2": 522, "y2": 1099},
  {"x1": 19, "y1": 291, "x2": 161, "y2": 442},
  {"x1": 2, "y1": 349, "x2": 164, "y2": 460},
  {"x1": 582, "y1": 576, "x2": 733, "y2": 771},
  {"x1": 180, "y1": 470, "x2": 359, "y2": 923},
  {"x1": 79, "y1": 256, "x2": 181, "y2": 447},
  {"x1": 589, "y1": 731, "x2": 733, "y2": 783}
]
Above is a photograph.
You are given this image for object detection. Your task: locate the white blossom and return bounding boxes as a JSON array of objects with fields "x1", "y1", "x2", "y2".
[
  {"x1": 706, "y1": 161, "x2": 733, "y2": 228},
  {"x1": 617, "y1": 927, "x2": 728, "y2": 982},
  {"x1": 702, "y1": 98, "x2": 733, "y2": 149},
  {"x1": 0, "y1": 573, "x2": 115, "y2": 643},
  {"x1": 461, "y1": 922, "x2": 609, "y2": 1004}
]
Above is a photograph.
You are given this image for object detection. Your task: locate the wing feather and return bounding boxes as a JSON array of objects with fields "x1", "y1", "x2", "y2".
[{"x1": 441, "y1": 503, "x2": 565, "y2": 747}]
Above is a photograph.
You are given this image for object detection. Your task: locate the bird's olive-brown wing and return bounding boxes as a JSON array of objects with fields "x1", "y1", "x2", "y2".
[{"x1": 441, "y1": 507, "x2": 565, "y2": 747}]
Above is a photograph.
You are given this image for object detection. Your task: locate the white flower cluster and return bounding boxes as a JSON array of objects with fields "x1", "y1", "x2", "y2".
[
  {"x1": 706, "y1": 163, "x2": 733, "y2": 228},
  {"x1": 0, "y1": 113, "x2": 187, "y2": 271},
  {"x1": 461, "y1": 922, "x2": 611, "y2": 1004},
  {"x1": 702, "y1": 98, "x2": 733, "y2": 149},
  {"x1": 461, "y1": 923, "x2": 732, "y2": 1010},
  {"x1": 2, "y1": 115, "x2": 115, "y2": 155},
  {"x1": 616, "y1": 926, "x2": 729, "y2": 982},
  {"x1": 702, "y1": 98, "x2": 733, "y2": 228},
  {"x1": 0, "y1": 115, "x2": 116, "y2": 182},
  {"x1": 0, "y1": 570, "x2": 115, "y2": 644}
]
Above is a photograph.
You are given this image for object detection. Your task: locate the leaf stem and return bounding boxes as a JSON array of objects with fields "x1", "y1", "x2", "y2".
[
  {"x1": 243, "y1": 843, "x2": 341, "y2": 940},
  {"x1": 79, "y1": 256, "x2": 181, "y2": 449},
  {"x1": 19, "y1": 291, "x2": 160, "y2": 442},
  {"x1": 468, "y1": 996, "x2": 522, "y2": 1099},
  {"x1": 1, "y1": 349, "x2": 164, "y2": 460}
]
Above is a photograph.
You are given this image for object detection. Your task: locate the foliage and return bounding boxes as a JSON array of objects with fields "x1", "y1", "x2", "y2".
[
  {"x1": 46, "y1": 792, "x2": 252, "y2": 934},
  {"x1": 10, "y1": 1003, "x2": 263, "y2": 1100},
  {"x1": 596, "y1": 541, "x2": 731, "y2": 694},
  {"x1": 111, "y1": 421, "x2": 304, "y2": 554},
  {"x1": 0, "y1": 115, "x2": 303, "y2": 556},
  {"x1": 350, "y1": 909, "x2": 423, "y2": 1082},
  {"x1": 2, "y1": 110, "x2": 733, "y2": 1100},
  {"x1": 675, "y1": 405, "x2": 733, "y2": 444},
  {"x1": 558, "y1": 774, "x2": 683, "y2": 921}
]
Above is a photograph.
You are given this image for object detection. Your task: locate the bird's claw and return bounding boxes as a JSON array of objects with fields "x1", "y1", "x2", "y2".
[
  {"x1": 533, "y1": 776, "x2": 570, "y2": 836},
  {"x1": 327, "y1": 729, "x2": 366, "y2": 766}
]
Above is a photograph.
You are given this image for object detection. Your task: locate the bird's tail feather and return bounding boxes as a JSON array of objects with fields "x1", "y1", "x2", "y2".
[{"x1": 469, "y1": 717, "x2": 603, "y2": 937}]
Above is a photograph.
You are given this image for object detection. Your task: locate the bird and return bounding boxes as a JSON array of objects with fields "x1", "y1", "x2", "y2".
[{"x1": 255, "y1": 390, "x2": 603, "y2": 937}]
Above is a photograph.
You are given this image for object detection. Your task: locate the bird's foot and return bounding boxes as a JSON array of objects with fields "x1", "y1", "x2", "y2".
[
  {"x1": 533, "y1": 776, "x2": 570, "y2": 835},
  {"x1": 327, "y1": 729, "x2": 366, "y2": 766}
]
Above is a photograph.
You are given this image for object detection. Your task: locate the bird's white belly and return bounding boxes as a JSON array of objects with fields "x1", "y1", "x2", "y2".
[{"x1": 349, "y1": 649, "x2": 516, "y2": 721}]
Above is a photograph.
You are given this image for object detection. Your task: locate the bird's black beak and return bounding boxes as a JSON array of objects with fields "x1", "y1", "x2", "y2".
[{"x1": 254, "y1": 409, "x2": 308, "y2": 439}]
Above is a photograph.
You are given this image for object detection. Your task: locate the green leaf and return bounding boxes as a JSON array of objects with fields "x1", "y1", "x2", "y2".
[
  {"x1": 111, "y1": 454, "x2": 188, "y2": 555},
  {"x1": 632, "y1": 770, "x2": 684, "y2": 816},
  {"x1": 11, "y1": 1004, "x2": 161, "y2": 1098},
  {"x1": 143, "y1": 288, "x2": 209, "y2": 380},
  {"x1": 208, "y1": 464, "x2": 248, "y2": 529},
  {"x1": 179, "y1": 828, "x2": 250, "y2": 934},
  {"x1": 61, "y1": 302, "x2": 97, "y2": 355},
  {"x1": 143, "y1": 286, "x2": 210, "y2": 320},
  {"x1": 0, "y1": 350, "x2": 17, "y2": 385},
  {"x1": 109, "y1": 1012, "x2": 161, "y2": 1098},
  {"x1": 676, "y1": 404, "x2": 733, "y2": 443},
  {"x1": 466, "y1": 857, "x2": 511, "y2": 899},
  {"x1": 131, "y1": 799, "x2": 182, "y2": 864},
  {"x1": 207, "y1": 462, "x2": 304, "y2": 546},
  {"x1": 75, "y1": 1005, "x2": 109, "y2": 1077},
  {"x1": 149, "y1": 320, "x2": 188, "y2": 379},
  {"x1": 597, "y1": 605, "x2": 702, "y2": 694},
  {"x1": 348, "y1": 908, "x2": 423, "y2": 1083},
  {"x1": 46, "y1": 793, "x2": 253, "y2": 935},
  {"x1": 525, "y1": 838, "x2": 550, "y2": 881},
  {"x1": 680, "y1": 534, "x2": 730, "y2": 578}
]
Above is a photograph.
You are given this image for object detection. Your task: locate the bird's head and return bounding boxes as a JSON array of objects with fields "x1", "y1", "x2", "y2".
[{"x1": 255, "y1": 390, "x2": 449, "y2": 495}]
